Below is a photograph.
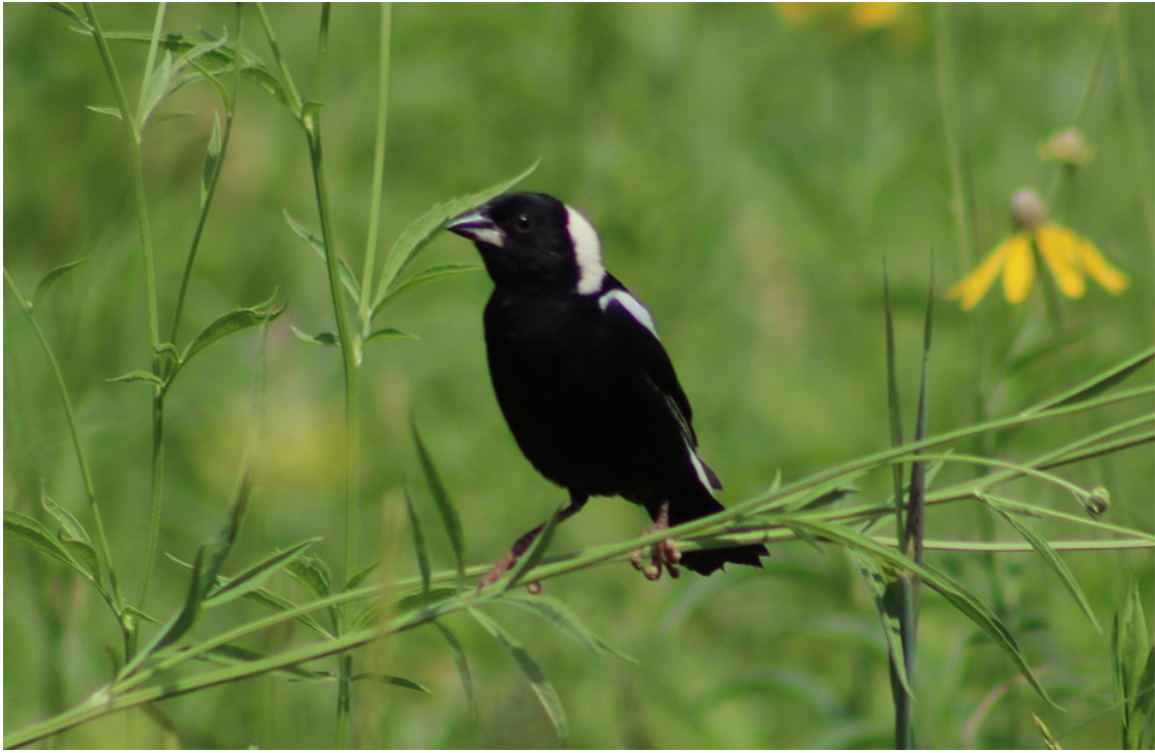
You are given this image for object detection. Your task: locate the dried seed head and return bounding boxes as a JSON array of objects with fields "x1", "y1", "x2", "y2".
[{"x1": 1010, "y1": 189, "x2": 1048, "y2": 231}]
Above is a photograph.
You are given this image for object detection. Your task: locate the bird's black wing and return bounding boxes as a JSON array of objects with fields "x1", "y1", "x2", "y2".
[{"x1": 598, "y1": 281, "x2": 722, "y2": 490}]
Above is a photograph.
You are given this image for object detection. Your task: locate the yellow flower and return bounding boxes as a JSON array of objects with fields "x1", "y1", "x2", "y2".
[
  {"x1": 776, "y1": 2, "x2": 919, "y2": 41},
  {"x1": 946, "y1": 189, "x2": 1130, "y2": 311}
]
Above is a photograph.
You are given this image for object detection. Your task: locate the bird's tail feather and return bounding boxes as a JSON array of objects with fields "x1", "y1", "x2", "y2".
[{"x1": 661, "y1": 490, "x2": 768, "y2": 576}]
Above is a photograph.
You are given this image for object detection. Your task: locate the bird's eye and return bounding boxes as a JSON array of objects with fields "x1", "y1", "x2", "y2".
[{"x1": 514, "y1": 214, "x2": 533, "y2": 233}]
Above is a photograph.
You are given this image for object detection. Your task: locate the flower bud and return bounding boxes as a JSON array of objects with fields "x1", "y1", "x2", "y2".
[{"x1": 1038, "y1": 127, "x2": 1095, "y2": 166}]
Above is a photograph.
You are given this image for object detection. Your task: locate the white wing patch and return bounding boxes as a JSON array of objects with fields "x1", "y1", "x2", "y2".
[
  {"x1": 599, "y1": 289, "x2": 658, "y2": 339},
  {"x1": 685, "y1": 439, "x2": 717, "y2": 497},
  {"x1": 566, "y1": 206, "x2": 606, "y2": 295}
]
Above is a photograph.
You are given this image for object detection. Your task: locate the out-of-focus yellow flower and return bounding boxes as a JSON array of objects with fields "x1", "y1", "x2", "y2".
[
  {"x1": 947, "y1": 189, "x2": 1129, "y2": 310},
  {"x1": 1038, "y1": 127, "x2": 1096, "y2": 166},
  {"x1": 776, "y1": 2, "x2": 920, "y2": 44}
]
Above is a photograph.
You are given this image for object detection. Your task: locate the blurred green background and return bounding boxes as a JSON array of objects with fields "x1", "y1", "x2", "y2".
[{"x1": 5, "y1": 3, "x2": 1153, "y2": 748}]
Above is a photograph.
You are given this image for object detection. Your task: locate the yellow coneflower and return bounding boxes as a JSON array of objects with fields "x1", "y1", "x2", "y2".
[{"x1": 947, "y1": 189, "x2": 1129, "y2": 311}]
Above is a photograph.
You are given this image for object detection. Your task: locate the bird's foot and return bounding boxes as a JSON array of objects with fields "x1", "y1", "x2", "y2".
[{"x1": 630, "y1": 502, "x2": 681, "y2": 581}]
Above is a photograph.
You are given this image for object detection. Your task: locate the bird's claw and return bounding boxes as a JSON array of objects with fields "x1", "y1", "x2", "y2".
[{"x1": 631, "y1": 538, "x2": 681, "y2": 581}]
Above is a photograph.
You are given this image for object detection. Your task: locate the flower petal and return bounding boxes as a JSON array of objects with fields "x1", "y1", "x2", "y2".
[
  {"x1": 946, "y1": 237, "x2": 1014, "y2": 310},
  {"x1": 1035, "y1": 225, "x2": 1086, "y2": 299},
  {"x1": 1076, "y1": 238, "x2": 1130, "y2": 294},
  {"x1": 1002, "y1": 235, "x2": 1035, "y2": 304}
]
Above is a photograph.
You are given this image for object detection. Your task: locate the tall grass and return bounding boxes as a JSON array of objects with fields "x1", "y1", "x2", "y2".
[{"x1": 5, "y1": 4, "x2": 1153, "y2": 749}]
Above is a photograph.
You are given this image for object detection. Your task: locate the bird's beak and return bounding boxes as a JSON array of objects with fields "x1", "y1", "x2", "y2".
[{"x1": 446, "y1": 210, "x2": 505, "y2": 249}]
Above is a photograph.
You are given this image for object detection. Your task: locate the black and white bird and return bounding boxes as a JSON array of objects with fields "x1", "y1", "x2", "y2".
[{"x1": 446, "y1": 192, "x2": 767, "y2": 583}]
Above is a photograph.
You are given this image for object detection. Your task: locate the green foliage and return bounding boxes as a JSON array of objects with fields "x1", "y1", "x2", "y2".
[{"x1": 4, "y1": 3, "x2": 1153, "y2": 750}]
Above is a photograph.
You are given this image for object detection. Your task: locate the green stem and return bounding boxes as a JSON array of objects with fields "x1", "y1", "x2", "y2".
[
  {"x1": 359, "y1": 3, "x2": 393, "y2": 334},
  {"x1": 255, "y1": 3, "x2": 303, "y2": 115},
  {"x1": 3, "y1": 269, "x2": 125, "y2": 617},
  {"x1": 169, "y1": 5, "x2": 244, "y2": 345},
  {"x1": 84, "y1": 2, "x2": 165, "y2": 621},
  {"x1": 934, "y1": 3, "x2": 975, "y2": 269}
]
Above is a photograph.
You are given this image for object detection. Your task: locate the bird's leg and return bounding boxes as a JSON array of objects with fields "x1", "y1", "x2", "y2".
[
  {"x1": 630, "y1": 500, "x2": 681, "y2": 581},
  {"x1": 479, "y1": 493, "x2": 588, "y2": 590}
]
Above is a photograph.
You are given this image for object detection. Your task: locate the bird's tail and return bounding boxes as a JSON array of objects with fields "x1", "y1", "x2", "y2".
[{"x1": 662, "y1": 489, "x2": 768, "y2": 576}]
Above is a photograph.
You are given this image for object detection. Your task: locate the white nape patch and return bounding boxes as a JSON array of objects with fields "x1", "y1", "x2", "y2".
[
  {"x1": 566, "y1": 206, "x2": 606, "y2": 294},
  {"x1": 599, "y1": 289, "x2": 659, "y2": 339},
  {"x1": 685, "y1": 440, "x2": 716, "y2": 497},
  {"x1": 452, "y1": 212, "x2": 505, "y2": 248}
]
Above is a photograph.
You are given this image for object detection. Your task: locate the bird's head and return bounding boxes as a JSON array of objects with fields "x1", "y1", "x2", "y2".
[{"x1": 446, "y1": 192, "x2": 606, "y2": 294}]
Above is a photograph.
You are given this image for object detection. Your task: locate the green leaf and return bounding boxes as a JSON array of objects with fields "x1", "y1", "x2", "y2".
[
  {"x1": 200, "y1": 112, "x2": 223, "y2": 209},
  {"x1": 351, "y1": 673, "x2": 431, "y2": 693},
  {"x1": 286, "y1": 554, "x2": 332, "y2": 599},
  {"x1": 344, "y1": 561, "x2": 380, "y2": 592},
  {"x1": 1025, "y1": 346, "x2": 1155, "y2": 416},
  {"x1": 983, "y1": 497, "x2": 1101, "y2": 633},
  {"x1": 790, "y1": 518, "x2": 1058, "y2": 707},
  {"x1": 45, "y1": 2, "x2": 85, "y2": 23},
  {"x1": 201, "y1": 644, "x2": 330, "y2": 682},
  {"x1": 404, "y1": 486, "x2": 432, "y2": 594},
  {"x1": 180, "y1": 294, "x2": 285, "y2": 367},
  {"x1": 364, "y1": 328, "x2": 419, "y2": 347},
  {"x1": 411, "y1": 417, "x2": 465, "y2": 588},
  {"x1": 848, "y1": 552, "x2": 913, "y2": 698},
  {"x1": 4, "y1": 509, "x2": 92, "y2": 581},
  {"x1": 373, "y1": 160, "x2": 539, "y2": 310},
  {"x1": 204, "y1": 539, "x2": 318, "y2": 609},
  {"x1": 502, "y1": 594, "x2": 637, "y2": 663},
  {"x1": 290, "y1": 327, "x2": 339, "y2": 347},
  {"x1": 106, "y1": 370, "x2": 165, "y2": 389},
  {"x1": 283, "y1": 210, "x2": 360, "y2": 301},
  {"x1": 85, "y1": 105, "x2": 123, "y2": 120},
  {"x1": 470, "y1": 608, "x2": 568, "y2": 746},
  {"x1": 393, "y1": 588, "x2": 461, "y2": 615},
  {"x1": 1114, "y1": 582, "x2": 1155, "y2": 749},
  {"x1": 502, "y1": 499, "x2": 565, "y2": 593},
  {"x1": 31, "y1": 257, "x2": 88, "y2": 308},
  {"x1": 371, "y1": 263, "x2": 483, "y2": 320},
  {"x1": 433, "y1": 621, "x2": 477, "y2": 719}
]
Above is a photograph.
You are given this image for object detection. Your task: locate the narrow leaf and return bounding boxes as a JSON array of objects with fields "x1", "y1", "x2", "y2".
[
  {"x1": 433, "y1": 622, "x2": 477, "y2": 719},
  {"x1": 1025, "y1": 346, "x2": 1155, "y2": 415},
  {"x1": 86, "y1": 105, "x2": 123, "y2": 120},
  {"x1": 180, "y1": 294, "x2": 285, "y2": 367},
  {"x1": 373, "y1": 160, "x2": 539, "y2": 309},
  {"x1": 283, "y1": 210, "x2": 361, "y2": 301},
  {"x1": 344, "y1": 561, "x2": 381, "y2": 592},
  {"x1": 290, "y1": 327, "x2": 339, "y2": 347},
  {"x1": 32, "y1": 257, "x2": 88, "y2": 308},
  {"x1": 364, "y1": 328, "x2": 419, "y2": 347},
  {"x1": 404, "y1": 486, "x2": 432, "y2": 594},
  {"x1": 286, "y1": 554, "x2": 332, "y2": 599},
  {"x1": 411, "y1": 417, "x2": 465, "y2": 588},
  {"x1": 40, "y1": 483, "x2": 92, "y2": 546},
  {"x1": 849, "y1": 552, "x2": 913, "y2": 697},
  {"x1": 503, "y1": 499, "x2": 565, "y2": 593},
  {"x1": 371, "y1": 263, "x2": 483, "y2": 320},
  {"x1": 204, "y1": 539, "x2": 318, "y2": 609},
  {"x1": 470, "y1": 608, "x2": 568, "y2": 745},
  {"x1": 200, "y1": 112, "x2": 223, "y2": 209},
  {"x1": 791, "y1": 518, "x2": 1058, "y2": 707},
  {"x1": 984, "y1": 498, "x2": 1101, "y2": 633},
  {"x1": 3, "y1": 509, "x2": 91, "y2": 579},
  {"x1": 502, "y1": 594, "x2": 637, "y2": 663},
  {"x1": 351, "y1": 673, "x2": 431, "y2": 693},
  {"x1": 46, "y1": 2, "x2": 85, "y2": 23},
  {"x1": 107, "y1": 370, "x2": 165, "y2": 388}
]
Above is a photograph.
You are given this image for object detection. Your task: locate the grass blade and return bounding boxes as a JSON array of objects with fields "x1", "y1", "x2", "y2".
[
  {"x1": 410, "y1": 416, "x2": 465, "y2": 588},
  {"x1": 404, "y1": 485, "x2": 432, "y2": 594},
  {"x1": 1024, "y1": 346, "x2": 1155, "y2": 416},
  {"x1": 502, "y1": 594, "x2": 637, "y2": 663},
  {"x1": 433, "y1": 621, "x2": 477, "y2": 719},
  {"x1": 982, "y1": 497, "x2": 1101, "y2": 633},
  {"x1": 469, "y1": 608, "x2": 569, "y2": 746},
  {"x1": 203, "y1": 539, "x2": 319, "y2": 609}
]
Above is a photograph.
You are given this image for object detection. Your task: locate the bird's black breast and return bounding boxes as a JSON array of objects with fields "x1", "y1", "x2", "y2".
[{"x1": 483, "y1": 287, "x2": 692, "y2": 503}]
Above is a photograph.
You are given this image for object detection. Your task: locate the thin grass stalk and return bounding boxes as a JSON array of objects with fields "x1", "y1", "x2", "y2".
[
  {"x1": 169, "y1": 5, "x2": 244, "y2": 344},
  {"x1": 2, "y1": 270, "x2": 125, "y2": 624},
  {"x1": 1112, "y1": 5, "x2": 1155, "y2": 238},
  {"x1": 83, "y1": 3, "x2": 166, "y2": 632},
  {"x1": 359, "y1": 3, "x2": 392, "y2": 334}
]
